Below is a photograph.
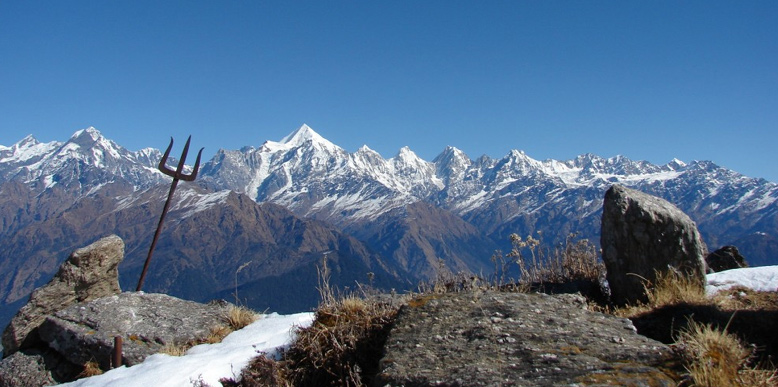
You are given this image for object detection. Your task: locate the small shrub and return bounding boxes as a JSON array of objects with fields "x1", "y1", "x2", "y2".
[
  {"x1": 492, "y1": 233, "x2": 604, "y2": 290},
  {"x1": 236, "y1": 354, "x2": 290, "y2": 386}
]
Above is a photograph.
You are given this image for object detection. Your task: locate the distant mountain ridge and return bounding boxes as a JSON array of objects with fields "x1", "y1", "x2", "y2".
[
  {"x1": 1, "y1": 125, "x2": 777, "y2": 329},
  {"x1": 199, "y1": 124, "x2": 777, "y2": 253}
]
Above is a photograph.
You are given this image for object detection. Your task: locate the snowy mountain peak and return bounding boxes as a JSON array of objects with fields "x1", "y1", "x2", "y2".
[
  {"x1": 396, "y1": 146, "x2": 414, "y2": 157},
  {"x1": 667, "y1": 158, "x2": 687, "y2": 170},
  {"x1": 356, "y1": 144, "x2": 381, "y2": 157},
  {"x1": 394, "y1": 146, "x2": 428, "y2": 167},
  {"x1": 0, "y1": 134, "x2": 58, "y2": 164},
  {"x1": 66, "y1": 127, "x2": 119, "y2": 151},
  {"x1": 437, "y1": 146, "x2": 468, "y2": 159},
  {"x1": 269, "y1": 124, "x2": 341, "y2": 154},
  {"x1": 71, "y1": 126, "x2": 101, "y2": 140},
  {"x1": 17, "y1": 134, "x2": 39, "y2": 147},
  {"x1": 280, "y1": 124, "x2": 324, "y2": 145}
]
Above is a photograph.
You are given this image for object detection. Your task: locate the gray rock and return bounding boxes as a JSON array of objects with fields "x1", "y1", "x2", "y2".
[
  {"x1": 601, "y1": 185, "x2": 707, "y2": 306},
  {"x1": 0, "y1": 348, "x2": 79, "y2": 387},
  {"x1": 707, "y1": 245, "x2": 748, "y2": 272},
  {"x1": 0, "y1": 350, "x2": 55, "y2": 387},
  {"x1": 2, "y1": 235, "x2": 124, "y2": 356},
  {"x1": 374, "y1": 291, "x2": 678, "y2": 386},
  {"x1": 38, "y1": 292, "x2": 231, "y2": 370}
]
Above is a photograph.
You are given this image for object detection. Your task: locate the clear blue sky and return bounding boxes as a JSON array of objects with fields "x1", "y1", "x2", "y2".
[{"x1": 1, "y1": 1, "x2": 776, "y2": 182}]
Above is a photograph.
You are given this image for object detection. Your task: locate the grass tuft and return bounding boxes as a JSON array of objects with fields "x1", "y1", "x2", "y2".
[
  {"x1": 160, "y1": 306, "x2": 257, "y2": 358},
  {"x1": 223, "y1": 304, "x2": 260, "y2": 331},
  {"x1": 675, "y1": 319, "x2": 776, "y2": 386},
  {"x1": 77, "y1": 360, "x2": 104, "y2": 378},
  {"x1": 237, "y1": 256, "x2": 400, "y2": 386},
  {"x1": 615, "y1": 268, "x2": 707, "y2": 318}
]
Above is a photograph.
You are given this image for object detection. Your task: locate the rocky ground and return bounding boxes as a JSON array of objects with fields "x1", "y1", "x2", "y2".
[{"x1": 373, "y1": 290, "x2": 680, "y2": 386}]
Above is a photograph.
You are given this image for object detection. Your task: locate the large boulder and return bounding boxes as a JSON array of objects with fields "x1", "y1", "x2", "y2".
[
  {"x1": 2, "y1": 235, "x2": 124, "y2": 356},
  {"x1": 706, "y1": 245, "x2": 748, "y2": 272},
  {"x1": 38, "y1": 292, "x2": 232, "y2": 370},
  {"x1": 375, "y1": 291, "x2": 677, "y2": 386},
  {"x1": 601, "y1": 185, "x2": 707, "y2": 306}
]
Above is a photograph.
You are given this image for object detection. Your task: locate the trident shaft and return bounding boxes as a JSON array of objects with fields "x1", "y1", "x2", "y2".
[{"x1": 136, "y1": 136, "x2": 203, "y2": 292}]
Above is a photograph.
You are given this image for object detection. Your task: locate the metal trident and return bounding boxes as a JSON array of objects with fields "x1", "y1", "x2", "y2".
[{"x1": 136, "y1": 136, "x2": 204, "y2": 292}]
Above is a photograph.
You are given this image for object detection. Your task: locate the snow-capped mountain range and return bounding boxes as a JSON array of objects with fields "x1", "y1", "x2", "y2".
[
  {"x1": 199, "y1": 124, "x2": 777, "y2": 247},
  {"x1": 1, "y1": 125, "x2": 777, "y2": 326}
]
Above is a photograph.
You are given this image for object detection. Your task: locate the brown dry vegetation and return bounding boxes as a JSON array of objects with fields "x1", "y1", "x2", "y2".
[
  {"x1": 77, "y1": 360, "x2": 104, "y2": 378},
  {"x1": 615, "y1": 270, "x2": 778, "y2": 386},
  {"x1": 231, "y1": 257, "x2": 401, "y2": 387},
  {"x1": 160, "y1": 305, "x2": 259, "y2": 357}
]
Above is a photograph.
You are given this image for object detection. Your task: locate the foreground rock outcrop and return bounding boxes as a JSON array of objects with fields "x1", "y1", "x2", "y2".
[
  {"x1": 0, "y1": 292, "x2": 234, "y2": 386},
  {"x1": 601, "y1": 185, "x2": 708, "y2": 305},
  {"x1": 375, "y1": 291, "x2": 677, "y2": 386},
  {"x1": 40, "y1": 292, "x2": 231, "y2": 369},
  {"x1": 0, "y1": 236, "x2": 236, "y2": 387},
  {"x1": 2, "y1": 235, "x2": 124, "y2": 356}
]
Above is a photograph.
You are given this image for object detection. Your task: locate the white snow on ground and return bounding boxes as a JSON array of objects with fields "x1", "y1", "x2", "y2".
[
  {"x1": 61, "y1": 312, "x2": 314, "y2": 387},
  {"x1": 706, "y1": 265, "x2": 778, "y2": 296}
]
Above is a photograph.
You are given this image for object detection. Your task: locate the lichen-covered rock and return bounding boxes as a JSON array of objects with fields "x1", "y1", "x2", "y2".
[
  {"x1": 601, "y1": 185, "x2": 707, "y2": 306},
  {"x1": 38, "y1": 292, "x2": 231, "y2": 370},
  {"x1": 2, "y1": 235, "x2": 124, "y2": 356},
  {"x1": 375, "y1": 291, "x2": 678, "y2": 386},
  {"x1": 706, "y1": 245, "x2": 748, "y2": 272},
  {"x1": 0, "y1": 348, "x2": 79, "y2": 387}
]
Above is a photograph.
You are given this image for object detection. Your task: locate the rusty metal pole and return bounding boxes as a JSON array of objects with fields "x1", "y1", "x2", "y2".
[
  {"x1": 113, "y1": 336, "x2": 123, "y2": 368},
  {"x1": 136, "y1": 136, "x2": 203, "y2": 292}
]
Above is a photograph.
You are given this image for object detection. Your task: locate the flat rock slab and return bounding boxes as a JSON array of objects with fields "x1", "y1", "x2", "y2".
[
  {"x1": 38, "y1": 292, "x2": 230, "y2": 369},
  {"x1": 375, "y1": 291, "x2": 678, "y2": 386}
]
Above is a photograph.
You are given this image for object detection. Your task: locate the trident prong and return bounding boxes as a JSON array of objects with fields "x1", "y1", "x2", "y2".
[
  {"x1": 158, "y1": 136, "x2": 204, "y2": 181},
  {"x1": 136, "y1": 136, "x2": 204, "y2": 292}
]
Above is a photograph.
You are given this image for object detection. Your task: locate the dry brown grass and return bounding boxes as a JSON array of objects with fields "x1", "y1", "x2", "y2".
[
  {"x1": 675, "y1": 320, "x2": 777, "y2": 386},
  {"x1": 711, "y1": 286, "x2": 778, "y2": 311},
  {"x1": 159, "y1": 310, "x2": 255, "y2": 358},
  {"x1": 159, "y1": 341, "x2": 190, "y2": 356},
  {"x1": 615, "y1": 269, "x2": 707, "y2": 318},
  {"x1": 493, "y1": 233, "x2": 605, "y2": 288},
  {"x1": 223, "y1": 304, "x2": 260, "y2": 331},
  {"x1": 608, "y1": 268, "x2": 778, "y2": 386},
  {"x1": 236, "y1": 257, "x2": 400, "y2": 386},
  {"x1": 77, "y1": 360, "x2": 104, "y2": 378}
]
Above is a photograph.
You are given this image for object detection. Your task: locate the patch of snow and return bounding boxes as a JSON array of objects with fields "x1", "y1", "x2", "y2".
[
  {"x1": 60, "y1": 312, "x2": 314, "y2": 387},
  {"x1": 706, "y1": 266, "x2": 778, "y2": 296},
  {"x1": 0, "y1": 136, "x2": 61, "y2": 164},
  {"x1": 85, "y1": 182, "x2": 109, "y2": 196},
  {"x1": 43, "y1": 175, "x2": 56, "y2": 189},
  {"x1": 174, "y1": 190, "x2": 232, "y2": 219}
]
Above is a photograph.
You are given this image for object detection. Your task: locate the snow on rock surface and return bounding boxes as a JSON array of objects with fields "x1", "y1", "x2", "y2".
[
  {"x1": 706, "y1": 265, "x2": 778, "y2": 296},
  {"x1": 60, "y1": 312, "x2": 314, "y2": 387}
]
